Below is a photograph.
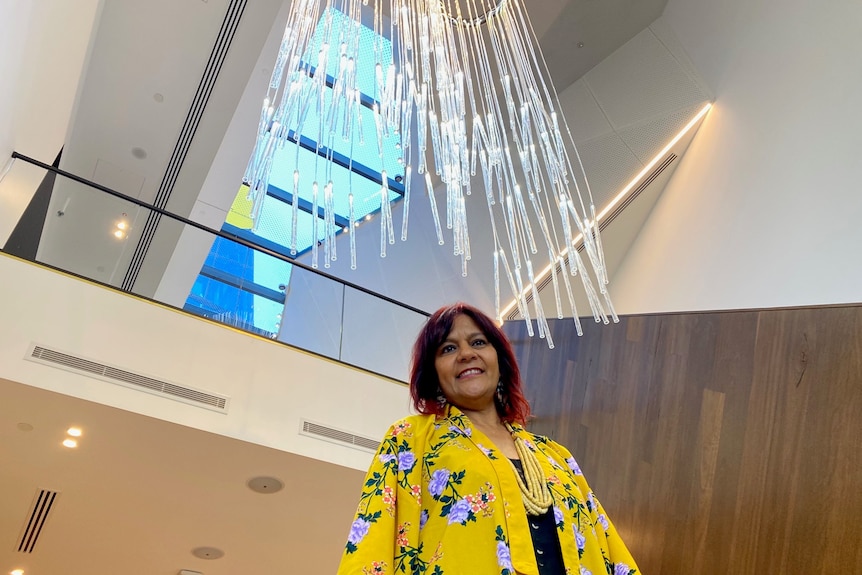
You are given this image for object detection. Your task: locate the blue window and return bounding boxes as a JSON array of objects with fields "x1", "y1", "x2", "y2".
[{"x1": 184, "y1": 7, "x2": 403, "y2": 336}]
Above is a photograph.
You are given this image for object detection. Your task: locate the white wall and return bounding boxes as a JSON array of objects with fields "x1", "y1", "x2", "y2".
[
  {"x1": 0, "y1": 253, "x2": 411, "y2": 471},
  {"x1": 0, "y1": 0, "x2": 101, "y2": 243},
  {"x1": 610, "y1": 0, "x2": 862, "y2": 313}
]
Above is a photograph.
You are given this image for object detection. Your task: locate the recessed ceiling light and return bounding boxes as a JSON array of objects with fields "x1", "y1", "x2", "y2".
[
  {"x1": 113, "y1": 230, "x2": 126, "y2": 239},
  {"x1": 11, "y1": 569, "x2": 24, "y2": 575},
  {"x1": 191, "y1": 547, "x2": 224, "y2": 560},
  {"x1": 62, "y1": 438, "x2": 78, "y2": 448},
  {"x1": 116, "y1": 221, "x2": 127, "y2": 230},
  {"x1": 247, "y1": 476, "x2": 284, "y2": 494},
  {"x1": 67, "y1": 427, "x2": 82, "y2": 437},
  {"x1": 131, "y1": 147, "x2": 148, "y2": 160}
]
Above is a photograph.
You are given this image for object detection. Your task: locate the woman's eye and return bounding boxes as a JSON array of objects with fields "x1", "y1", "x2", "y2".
[
  {"x1": 472, "y1": 339, "x2": 487, "y2": 347},
  {"x1": 441, "y1": 344, "x2": 456, "y2": 354}
]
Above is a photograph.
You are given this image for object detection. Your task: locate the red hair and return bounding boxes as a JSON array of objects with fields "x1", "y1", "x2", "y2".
[{"x1": 409, "y1": 302, "x2": 532, "y2": 425}]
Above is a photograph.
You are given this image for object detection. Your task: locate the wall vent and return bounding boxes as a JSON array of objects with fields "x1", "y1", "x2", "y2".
[
  {"x1": 506, "y1": 152, "x2": 678, "y2": 321},
  {"x1": 17, "y1": 489, "x2": 59, "y2": 553},
  {"x1": 26, "y1": 344, "x2": 229, "y2": 413},
  {"x1": 300, "y1": 420, "x2": 380, "y2": 452}
]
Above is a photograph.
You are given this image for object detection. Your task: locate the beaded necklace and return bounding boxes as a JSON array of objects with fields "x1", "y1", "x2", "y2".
[{"x1": 506, "y1": 423, "x2": 553, "y2": 515}]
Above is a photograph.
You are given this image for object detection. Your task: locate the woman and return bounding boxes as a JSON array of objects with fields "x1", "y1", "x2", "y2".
[{"x1": 337, "y1": 303, "x2": 639, "y2": 575}]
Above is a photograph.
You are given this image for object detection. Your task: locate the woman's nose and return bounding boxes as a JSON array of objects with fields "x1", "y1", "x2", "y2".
[{"x1": 456, "y1": 343, "x2": 476, "y2": 360}]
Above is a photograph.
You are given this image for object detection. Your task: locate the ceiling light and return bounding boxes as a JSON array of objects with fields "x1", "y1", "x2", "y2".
[
  {"x1": 67, "y1": 427, "x2": 82, "y2": 437},
  {"x1": 244, "y1": 1, "x2": 615, "y2": 341},
  {"x1": 62, "y1": 438, "x2": 77, "y2": 448},
  {"x1": 116, "y1": 221, "x2": 127, "y2": 230},
  {"x1": 113, "y1": 230, "x2": 126, "y2": 239},
  {"x1": 11, "y1": 569, "x2": 24, "y2": 575}
]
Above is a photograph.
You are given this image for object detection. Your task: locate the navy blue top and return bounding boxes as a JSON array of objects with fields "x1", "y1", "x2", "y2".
[{"x1": 510, "y1": 458, "x2": 566, "y2": 575}]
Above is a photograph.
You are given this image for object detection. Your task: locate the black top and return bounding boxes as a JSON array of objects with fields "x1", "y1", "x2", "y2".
[{"x1": 510, "y1": 459, "x2": 566, "y2": 575}]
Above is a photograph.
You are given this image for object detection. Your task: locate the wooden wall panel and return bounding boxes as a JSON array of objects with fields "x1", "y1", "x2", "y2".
[{"x1": 504, "y1": 305, "x2": 862, "y2": 575}]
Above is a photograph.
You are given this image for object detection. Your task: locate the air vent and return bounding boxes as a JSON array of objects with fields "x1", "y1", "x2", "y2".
[
  {"x1": 26, "y1": 344, "x2": 229, "y2": 413},
  {"x1": 300, "y1": 420, "x2": 380, "y2": 452},
  {"x1": 506, "y1": 152, "x2": 678, "y2": 321},
  {"x1": 17, "y1": 489, "x2": 59, "y2": 553},
  {"x1": 122, "y1": 0, "x2": 248, "y2": 292}
]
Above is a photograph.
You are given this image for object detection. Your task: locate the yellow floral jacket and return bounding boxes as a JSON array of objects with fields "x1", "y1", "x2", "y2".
[{"x1": 337, "y1": 407, "x2": 639, "y2": 575}]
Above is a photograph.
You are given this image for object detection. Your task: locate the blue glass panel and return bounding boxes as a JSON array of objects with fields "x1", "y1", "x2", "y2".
[
  {"x1": 253, "y1": 248, "x2": 293, "y2": 294},
  {"x1": 269, "y1": 144, "x2": 400, "y2": 221},
  {"x1": 251, "y1": 193, "x2": 330, "y2": 252},
  {"x1": 204, "y1": 236, "x2": 254, "y2": 282},
  {"x1": 304, "y1": 7, "x2": 393, "y2": 98},
  {"x1": 187, "y1": 275, "x2": 254, "y2": 319}
]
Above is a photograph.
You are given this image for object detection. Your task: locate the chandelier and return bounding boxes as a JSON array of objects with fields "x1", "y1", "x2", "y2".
[{"x1": 243, "y1": 0, "x2": 617, "y2": 346}]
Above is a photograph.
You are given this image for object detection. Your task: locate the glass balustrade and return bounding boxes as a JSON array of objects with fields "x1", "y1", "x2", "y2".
[{"x1": 0, "y1": 153, "x2": 428, "y2": 382}]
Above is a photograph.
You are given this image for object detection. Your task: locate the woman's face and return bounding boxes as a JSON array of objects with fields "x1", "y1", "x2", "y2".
[{"x1": 434, "y1": 314, "x2": 501, "y2": 412}]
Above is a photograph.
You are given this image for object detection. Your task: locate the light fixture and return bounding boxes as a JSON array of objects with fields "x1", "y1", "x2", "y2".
[
  {"x1": 67, "y1": 427, "x2": 82, "y2": 437},
  {"x1": 11, "y1": 569, "x2": 24, "y2": 575},
  {"x1": 62, "y1": 438, "x2": 77, "y2": 448},
  {"x1": 116, "y1": 221, "x2": 127, "y2": 231},
  {"x1": 244, "y1": 0, "x2": 616, "y2": 343},
  {"x1": 499, "y1": 103, "x2": 714, "y2": 330},
  {"x1": 113, "y1": 229, "x2": 125, "y2": 239}
]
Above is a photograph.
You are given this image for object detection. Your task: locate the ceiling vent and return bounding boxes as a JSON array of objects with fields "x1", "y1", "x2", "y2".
[
  {"x1": 17, "y1": 489, "x2": 59, "y2": 553},
  {"x1": 300, "y1": 420, "x2": 380, "y2": 452},
  {"x1": 26, "y1": 344, "x2": 229, "y2": 413}
]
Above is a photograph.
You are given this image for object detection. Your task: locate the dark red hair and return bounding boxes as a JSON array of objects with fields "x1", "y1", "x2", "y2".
[{"x1": 409, "y1": 302, "x2": 531, "y2": 425}]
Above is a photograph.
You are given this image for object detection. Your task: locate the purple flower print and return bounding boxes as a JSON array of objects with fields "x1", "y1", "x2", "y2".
[
  {"x1": 598, "y1": 514, "x2": 609, "y2": 530},
  {"x1": 614, "y1": 564, "x2": 632, "y2": 575},
  {"x1": 428, "y1": 469, "x2": 450, "y2": 497},
  {"x1": 378, "y1": 453, "x2": 396, "y2": 465},
  {"x1": 397, "y1": 451, "x2": 416, "y2": 472},
  {"x1": 348, "y1": 518, "x2": 371, "y2": 544},
  {"x1": 496, "y1": 541, "x2": 514, "y2": 571},
  {"x1": 420, "y1": 509, "x2": 429, "y2": 530},
  {"x1": 575, "y1": 530, "x2": 586, "y2": 551},
  {"x1": 566, "y1": 457, "x2": 583, "y2": 475},
  {"x1": 553, "y1": 505, "x2": 564, "y2": 526},
  {"x1": 447, "y1": 498, "x2": 471, "y2": 524},
  {"x1": 579, "y1": 567, "x2": 593, "y2": 575}
]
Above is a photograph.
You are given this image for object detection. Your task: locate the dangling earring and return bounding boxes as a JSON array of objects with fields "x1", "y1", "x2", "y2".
[
  {"x1": 436, "y1": 387, "x2": 447, "y2": 405},
  {"x1": 496, "y1": 380, "x2": 506, "y2": 407}
]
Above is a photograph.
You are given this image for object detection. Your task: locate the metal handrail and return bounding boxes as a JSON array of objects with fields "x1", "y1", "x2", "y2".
[{"x1": 10, "y1": 151, "x2": 431, "y2": 318}]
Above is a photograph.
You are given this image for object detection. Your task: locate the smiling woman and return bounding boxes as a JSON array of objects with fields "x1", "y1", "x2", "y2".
[{"x1": 337, "y1": 302, "x2": 639, "y2": 575}]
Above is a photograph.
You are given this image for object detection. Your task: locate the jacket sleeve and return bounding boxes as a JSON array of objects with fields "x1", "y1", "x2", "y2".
[
  {"x1": 545, "y1": 438, "x2": 640, "y2": 575},
  {"x1": 336, "y1": 420, "x2": 423, "y2": 575}
]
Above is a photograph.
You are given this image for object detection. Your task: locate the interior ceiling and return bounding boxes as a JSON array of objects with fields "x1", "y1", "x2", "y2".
[
  {"x1": 5, "y1": 1, "x2": 671, "y2": 573},
  {"x1": 0, "y1": 377, "x2": 365, "y2": 575}
]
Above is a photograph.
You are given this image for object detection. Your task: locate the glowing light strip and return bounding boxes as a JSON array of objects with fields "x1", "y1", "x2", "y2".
[{"x1": 500, "y1": 102, "x2": 713, "y2": 321}]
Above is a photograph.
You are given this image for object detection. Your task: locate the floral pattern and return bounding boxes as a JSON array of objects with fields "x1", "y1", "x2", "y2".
[{"x1": 337, "y1": 406, "x2": 639, "y2": 575}]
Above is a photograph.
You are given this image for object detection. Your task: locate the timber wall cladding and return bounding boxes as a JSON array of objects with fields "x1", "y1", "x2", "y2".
[{"x1": 504, "y1": 305, "x2": 862, "y2": 575}]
